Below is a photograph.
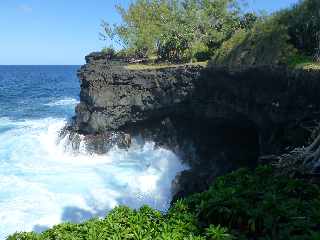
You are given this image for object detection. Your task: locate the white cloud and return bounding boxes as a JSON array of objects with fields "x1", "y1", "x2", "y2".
[{"x1": 18, "y1": 4, "x2": 33, "y2": 13}]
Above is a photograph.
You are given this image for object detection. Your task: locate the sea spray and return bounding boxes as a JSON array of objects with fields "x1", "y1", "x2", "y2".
[{"x1": 0, "y1": 117, "x2": 188, "y2": 239}]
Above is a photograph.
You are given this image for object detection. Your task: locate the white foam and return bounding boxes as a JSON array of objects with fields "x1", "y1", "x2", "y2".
[
  {"x1": 44, "y1": 98, "x2": 79, "y2": 107},
  {"x1": 0, "y1": 117, "x2": 188, "y2": 239}
]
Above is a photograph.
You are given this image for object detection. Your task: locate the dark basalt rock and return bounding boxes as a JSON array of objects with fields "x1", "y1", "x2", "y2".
[
  {"x1": 67, "y1": 52, "x2": 320, "y2": 199},
  {"x1": 59, "y1": 125, "x2": 131, "y2": 154},
  {"x1": 74, "y1": 60, "x2": 201, "y2": 134}
]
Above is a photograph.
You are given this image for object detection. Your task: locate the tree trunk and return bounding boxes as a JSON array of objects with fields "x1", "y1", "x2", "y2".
[
  {"x1": 303, "y1": 131, "x2": 320, "y2": 171},
  {"x1": 314, "y1": 31, "x2": 320, "y2": 62},
  {"x1": 278, "y1": 130, "x2": 320, "y2": 174}
]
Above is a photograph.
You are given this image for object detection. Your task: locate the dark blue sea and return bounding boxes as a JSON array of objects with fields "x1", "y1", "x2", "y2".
[{"x1": 0, "y1": 66, "x2": 185, "y2": 239}]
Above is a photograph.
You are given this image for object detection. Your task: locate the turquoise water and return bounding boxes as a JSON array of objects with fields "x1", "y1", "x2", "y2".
[{"x1": 0, "y1": 66, "x2": 186, "y2": 239}]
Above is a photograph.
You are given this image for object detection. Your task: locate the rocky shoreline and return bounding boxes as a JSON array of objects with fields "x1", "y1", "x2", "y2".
[{"x1": 64, "y1": 52, "x2": 320, "y2": 199}]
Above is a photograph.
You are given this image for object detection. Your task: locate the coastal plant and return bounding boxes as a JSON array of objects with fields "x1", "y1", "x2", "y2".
[
  {"x1": 100, "y1": 0, "x2": 320, "y2": 66},
  {"x1": 211, "y1": 0, "x2": 320, "y2": 67},
  {"x1": 101, "y1": 47, "x2": 115, "y2": 56},
  {"x1": 277, "y1": 0, "x2": 320, "y2": 61},
  {"x1": 101, "y1": 0, "x2": 245, "y2": 62},
  {"x1": 185, "y1": 165, "x2": 320, "y2": 239},
  {"x1": 157, "y1": 26, "x2": 194, "y2": 62},
  {"x1": 211, "y1": 16, "x2": 297, "y2": 67},
  {"x1": 8, "y1": 204, "x2": 203, "y2": 240},
  {"x1": 205, "y1": 225, "x2": 235, "y2": 240}
]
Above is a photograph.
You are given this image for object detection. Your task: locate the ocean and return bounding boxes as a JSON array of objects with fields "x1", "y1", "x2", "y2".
[{"x1": 0, "y1": 66, "x2": 186, "y2": 239}]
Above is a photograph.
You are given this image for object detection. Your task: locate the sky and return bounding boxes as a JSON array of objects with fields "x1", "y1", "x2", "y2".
[{"x1": 0, "y1": 0, "x2": 300, "y2": 65}]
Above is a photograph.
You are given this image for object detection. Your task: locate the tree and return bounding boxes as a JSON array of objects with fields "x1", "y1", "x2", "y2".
[
  {"x1": 277, "y1": 123, "x2": 320, "y2": 175},
  {"x1": 240, "y1": 12, "x2": 258, "y2": 30},
  {"x1": 101, "y1": 0, "x2": 175, "y2": 57},
  {"x1": 101, "y1": 0, "x2": 245, "y2": 62},
  {"x1": 157, "y1": 25, "x2": 194, "y2": 62},
  {"x1": 277, "y1": 0, "x2": 320, "y2": 60},
  {"x1": 315, "y1": 31, "x2": 320, "y2": 62}
]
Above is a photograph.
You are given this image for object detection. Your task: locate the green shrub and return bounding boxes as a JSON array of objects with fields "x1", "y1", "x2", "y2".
[
  {"x1": 190, "y1": 42, "x2": 211, "y2": 62},
  {"x1": 8, "y1": 204, "x2": 203, "y2": 240},
  {"x1": 102, "y1": 0, "x2": 244, "y2": 63},
  {"x1": 277, "y1": 0, "x2": 320, "y2": 59},
  {"x1": 114, "y1": 48, "x2": 135, "y2": 59},
  {"x1": 287, "y1": 53, "x2": 313, "y2": 68},
  {"x1": 211, "y1": 29, "x2": 248, "y2": 66},
  {"x1": 211, "y1": 0, "x2": 320, "y2": 67},
  {"x1": 239, "y1": 13, "x2": 259, "y2": 31},
  {"x1": 101, "y1": 47, "x2": 115, "y2": 56},
  {"x1": 185, "y1": 166, "x2": 320, "y2": 239},
  {"x1": 205, "y1": 225, "x2": 235, "y2": 240},
  {"x1": 211, "y1": 17, "x2": 297, "y2": 67},
  {"x1": 157, "y1": 26, "x2": 194, "y2": 63}
]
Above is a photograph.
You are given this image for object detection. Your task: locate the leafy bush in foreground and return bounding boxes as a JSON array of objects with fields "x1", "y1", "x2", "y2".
[
  {"x1": 186, "y1": 166, "x2": 320, "y2": 239},
  {"x1": 8, "y1": 166, "x2": 320, "y2": 240},
  {"x1": 8, "y1": 204, "x2": 204, "y2": 240}
]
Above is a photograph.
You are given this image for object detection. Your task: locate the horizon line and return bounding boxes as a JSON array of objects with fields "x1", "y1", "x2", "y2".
[{"x1": 0, "y1": 64, "x2": 82, "y2": 66}]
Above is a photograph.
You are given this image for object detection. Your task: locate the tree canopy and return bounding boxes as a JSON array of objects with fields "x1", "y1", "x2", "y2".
[
  {"x1": 102, "y1": 0, "x2": 251, "y2": 62},
  {"x1": 102, "y1": 0, "x2": 320, "y2": 64},
  {"x1": 277, "y1": 0, "x2": 320, "y2": 61}
]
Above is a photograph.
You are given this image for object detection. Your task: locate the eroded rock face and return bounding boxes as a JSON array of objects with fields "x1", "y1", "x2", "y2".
[
  {"x1": 68, "y1": 52, "x2": 320, "y2": 199},
  {"x1": 59, "y1": 126, "x2": 131, "y2": 154},
  {"x1": 74, "y1": 58, "x2": 201, "y2": 134}
]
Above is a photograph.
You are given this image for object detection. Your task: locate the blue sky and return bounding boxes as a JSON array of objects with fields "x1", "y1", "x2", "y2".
[{"x1": 0, "y1": 0, "x2": 299, "y2": 65}]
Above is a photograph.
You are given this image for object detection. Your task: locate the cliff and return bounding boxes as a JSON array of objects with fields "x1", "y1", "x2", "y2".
[{"x1": 66, "y1": 52, "x2": 320, "y2": 198}]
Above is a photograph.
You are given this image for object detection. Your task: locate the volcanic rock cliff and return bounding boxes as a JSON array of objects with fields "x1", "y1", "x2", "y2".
[{"x1": 66, "y1": 52, "x2": 320, "y2": 198}]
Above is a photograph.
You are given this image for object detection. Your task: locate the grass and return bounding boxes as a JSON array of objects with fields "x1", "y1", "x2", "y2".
[
  {"x1": 124, "y1": 61, "x2": 208, "y2": 70},
  {"x1": 124, "y1": 55, "x2": 320, "y2": 71},
  {"x1": 295, "y1": 62, "x2": 320, "y2": 71},
  {"x1": 287, "y1": 54, "x2": 320, "y2": 70},
  {"x1": 124, "y1": 57, "x2": 320, "y2": 72}
]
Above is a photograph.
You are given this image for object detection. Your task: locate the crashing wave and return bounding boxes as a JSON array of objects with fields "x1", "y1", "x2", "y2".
[{"x1": 0, "y1": 117, "x2": 187, "y2": 239}]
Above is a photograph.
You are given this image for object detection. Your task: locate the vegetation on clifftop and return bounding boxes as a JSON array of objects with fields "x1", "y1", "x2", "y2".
[
  {"x1": 101, "y1": 0, "x2": 319, "y2": 69},
  {"x1": 101, "y1": 0, "x2": 257, "y2": 63},
  {"x1": 124, "y1": 61, "x2": 208, "y2": 70},
  {"x1": 9, "y1": 166, "x2": 320, "y2": 240},
  {"x1": 211, "y1": 0, "x2": 320, "y2": 68}
]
